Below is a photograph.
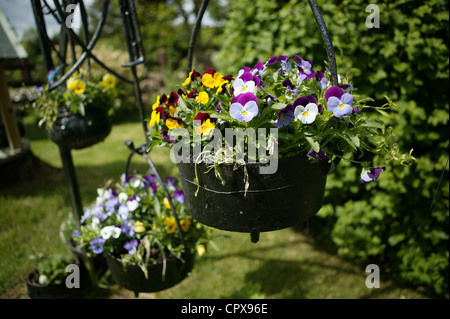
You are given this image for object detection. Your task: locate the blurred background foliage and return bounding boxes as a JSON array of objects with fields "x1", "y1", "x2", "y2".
[{"x1": 17, "y1": 0, "x2": 448, "y2": 297}]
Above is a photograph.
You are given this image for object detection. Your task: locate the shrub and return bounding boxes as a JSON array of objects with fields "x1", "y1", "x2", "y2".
[{"x1": 214, "y1": 0, "x2": 449, "y2": 296}]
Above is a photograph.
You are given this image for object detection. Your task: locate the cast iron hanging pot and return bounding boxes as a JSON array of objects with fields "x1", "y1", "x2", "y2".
[
  {"x1": 177, "y1": 156, "x2": 331, "y2": 242},
  {"x1": 105, "y1": 251, "x2": 195, "y2": 297},
  {"x1": 47, "y1": 105, "x2": 111, "y2": 150}
]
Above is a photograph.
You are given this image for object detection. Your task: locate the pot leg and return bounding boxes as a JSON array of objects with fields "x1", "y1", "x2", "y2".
[{"x1": 250, "y1": 232, "x2": 260, "y2": 243}]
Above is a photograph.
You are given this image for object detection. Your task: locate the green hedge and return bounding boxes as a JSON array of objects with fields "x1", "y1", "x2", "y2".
[{"x1": 214, "y1": 0, "x2": 449, "y2": 297}]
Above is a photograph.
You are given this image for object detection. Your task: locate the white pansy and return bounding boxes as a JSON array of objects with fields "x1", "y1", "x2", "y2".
[
  {"x1": 100, "y1": 226, "x2": 121, "y2": 240},
  {"x1": 233, "y1": 78, "x2": 256, "y2": 96},
  {"x1": 294, "y1": 103, "x2": 319, "y2": 124},
  {"x1": 38, "y1": 275, "x2": 49, "y2": 285},
  {"x1": 126, "y1": 200, "x2": 139, "y2": 212},
  {"x1": 100, "y1": 226, "x2": 113, "y2": 239},
  {"x1": 91, "y1": 217, "x2": 100, "y2": 228},
  {"x1": 131, "y1": 178, "x2": 142, "y2": 189},
  {"x1": 118, "y1": 192, "x2": 128, "y2": 204}
]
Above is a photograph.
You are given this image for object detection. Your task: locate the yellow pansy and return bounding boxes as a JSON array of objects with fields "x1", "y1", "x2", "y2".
[
  {"x1": 169, "y1": 106, "x2": 178, "y2": 117},
  {"x1": 67, "y1": 76, "x2": 77, "y2": 90},
  {"x1": 149, "y1": 110, "x2": 161, "y2": 128},
  {"x1": 202, "y1": 72, "x2": 224, "y2": 89},
  {"x1": 164, "y1": 217, "x2": 177, "y2": 234},
  {"x1": 180, "y1": 218, "x2": 191, "y2": 231},
  {"x1": 182, "y1": 72, "x2": 192, "y2": 86},
  {"x1": 163, "y1": 197, "x2": 171, "y2": 209},
  {"x1": 152, "y1": 96, "x2": 160, "y2": 110},
  {"x1": 71, "y1": 79, "x2": 86, "y2": 94},
  {"x1": 166, "y1": 118, "x2": 183, "y2": 130},
  {"x1": 194, "y1": 118, "x2": 215, "y2": 136},
  {"x1": 134, "y1": 221, "x2": 146, "y2": 233},
  {"x1": 195, "y1": 91, "x2": 209, "y2": 105},
  {"x1": 100, "y1": 74, "x2": 116, "y2": 88},
  {"x1": 197, "y1": 245, "x2": 206, "y2": 256}
]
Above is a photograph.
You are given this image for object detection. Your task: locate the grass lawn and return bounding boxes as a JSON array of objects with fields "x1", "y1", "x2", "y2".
[{"x1": 0, "y1": 115, "x2": 428, "y2": 299}]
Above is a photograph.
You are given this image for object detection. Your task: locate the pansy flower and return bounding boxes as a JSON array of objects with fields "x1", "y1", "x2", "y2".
[
  {"x1": 123, "y1": 239, "x2": 138, "y2": 255},
  {"x1": 325, "y1": 86, "x2": 354, "y2": 118},
  {"x1": 294, "y1": 103, "x2": 319, "y2": 124},
  {"x1": 307, "y1": 148, "x2": 328, "y2": 161},
  {"x1": 164, "y1": 114, "x2": 183, "y2": 130},
  {"x1": 173, "y1": 189, "x2": 185, "y2": 204},
  {"x1": 180, "y1": 218, "x2": 191, "y2": 231},
  {"x1": 233, "y1": 75, "x2": 256, "y2": 96},
  {"x1": 90, "y1": 237, "x2": 106, "y2": 255},
  {"x1": 182, "y1": 69, "x2": 201, "y2": 86},
  {"x1": 202, "y1": 68, "x2": 226, "y2": 89},
  {"x1": 195, "y1": 91, "x2": 209, "y2": 104},
  {"x1": 361, "y1": 167, "x2": 386, "y2": 183},
  {"x1": 161, "y1": 130, "x2": 176, "y2": 143},
  {"x1": 149, "y1": 96, "x2": 166, "y2": 127},
  {"x1": 194, "y1": 112, "x2": 217, "y2": 135},
  {"x1": 164, "y1": 176, "x2": 179, "y2": 191},
  {"x1": 166, "y1": 91, "x2": 179, "y2": 107},
  {"x1": 294, "y1": 55, "x2": 315, "y2": 82},
  {"x1": 275, "y1": 104, "x2": 295, "y2": 128},
  {"x1": 315, "y1": 71, "x2": 329, "y2": 90},
  {"x1": 164, "y1": 217, "x2": 177, "y2": 234},
  {"x1": 230, "y1": 92, "x2": 259, "y2": 122},
  {"x1": 277, "y1": 55, "x2": 292, "y2": 74}
]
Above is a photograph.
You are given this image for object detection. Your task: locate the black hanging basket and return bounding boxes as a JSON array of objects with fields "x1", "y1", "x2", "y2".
[
  {"x1": 177, "y1": 156, "x2": 331, "y2": 235},
  {"x1": 105, "y1": 252, "x2": 195, "y2": 295},
  {"x1": 47, "y1": 106, "x2": 111, "y2": 150},
  {"x1": 25, "y1": 265, "x2": 90, "y2": 299}
]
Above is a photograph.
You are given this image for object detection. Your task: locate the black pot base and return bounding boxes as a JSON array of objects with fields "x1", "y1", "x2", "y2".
[{"x1": 177, "y1": 156, "x2": 330, "y2": 235}]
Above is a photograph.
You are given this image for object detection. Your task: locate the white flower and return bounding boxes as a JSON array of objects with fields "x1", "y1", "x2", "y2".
[
  {"x1": 294, "y1": 103, "x2": 319, "y2": 124},
  {"x1": 118, "y1": 192, "x2": 128, "y2": 204},
  {"x1": 126, "y1": 200, "x2": 139, "y2": 212},
  {"x1": 100, "y1": 226, "x2": 121, "y2": 240},
  {"x1": 38, "y1": 275, "x2": 49, "y2": 285},
  {"x1": 233, "y1": 78, "x2": 256, "y2": 96},
  {"x1": 131, "y1": 178, "x2": 142, "y2": 189},
  {"x1": 91, "y1": 217, "x2": 100, "y2": 229}
]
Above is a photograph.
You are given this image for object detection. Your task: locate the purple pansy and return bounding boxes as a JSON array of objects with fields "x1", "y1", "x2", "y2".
[
  {"x1": 117, "y1": 204, "x2": 129, "y2": 221},
  {"x1": 361, "y1": 167, "x2": 386, "y2": 183},
  {"x1": 265, "y1": 55, "x2": 278, "y2": 66},
  {"x1": 81, "y1": 209, "x2": 92, "y2": 224},
  {"x1": 90, "y1": 237, "x2": 106, "y2": 255},
  {"x1": 230, "y1": 92, "x2": 259, "y2": 122},
  {"x1": 277, "y1": 55, "x2": 292, "y2": 73},
  {"x1": 295, "y1": 56, "x2": 315, "y2": 82},
  {"x1": 293, "y1": 95, "x2": 317, "y2": 108},
  {"x1": 72, "y1": 229, "x2": 80, "y2": 239},
  {"x1": 315, "y1": 71, "x2": 329, "y2": 90},
  {"x1": 123, "y1": 239, "x2": 138, "y2": 255},
  {"x1": 173, "y1": 189, "x2": 185, "y2": 204},
  {"x1": 105, "y1": 197, "x2": 120, "y2": 214},
  {"x1": 120, "y1": 223, "x2": 135, "y2": 237},
  {"x1": 165, "y1": 176, "x2": 179, "y2": 191},
  {"x1": 161, "y1": 130, "x2": 176, "y2": 143},
  {"x1": 325, "y1": 86, "x2": 354, "y2": 118},
  {"x1": 307, "y1": 148, "x2": 328, "y2": 161},
  {"x1": 275, "y1": 104, "x2": 295, "y2": 128}
]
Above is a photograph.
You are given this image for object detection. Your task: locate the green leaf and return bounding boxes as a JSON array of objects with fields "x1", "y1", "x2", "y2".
[
  {"x1": 349, "y1": 134, "x2": 360, "y2": 148},
  {"x1": 359, "y1": 120, "x2": 385, "y2": 129},
  {"x1": 270, "y1": 102, "x2": 287, "y2": 110},
  {"x1": 210, "y1": 112, "x2": 235, "y2": 121},
  {"x1": 355, "y1": 97, "x2": 375, "y2": 105},
  {"x1": 305, "y1": 136, "x2": 320, "y2": 152},
  {"x1": 177, "y1": 98, "x2": 192, "y2": 113}
]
